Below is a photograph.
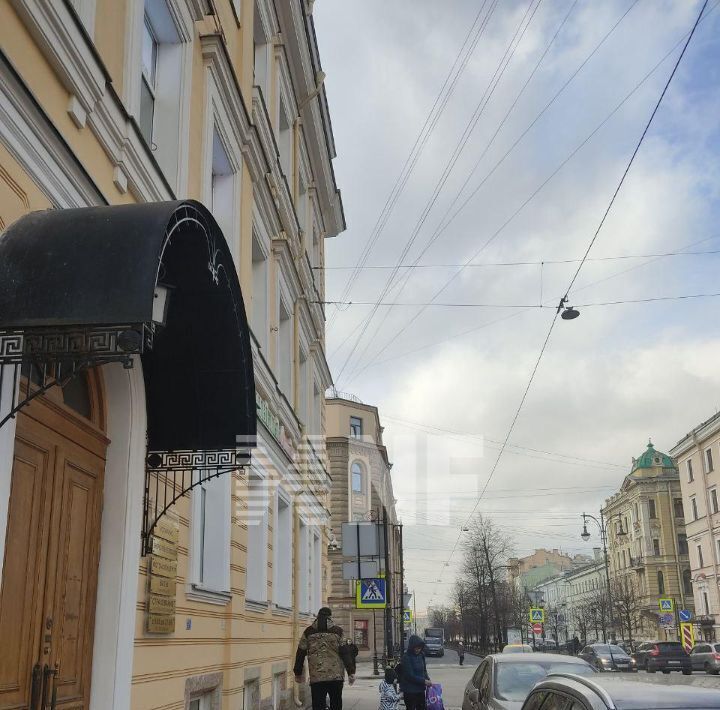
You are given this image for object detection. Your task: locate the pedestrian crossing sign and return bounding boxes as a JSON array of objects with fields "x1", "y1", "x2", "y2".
[
  {"x1": 659, "y1": 598, "x2": 674, "y2": 612},
  {"x1": 356, "y1": 578, "x2": 387, "y2": 609},
  {"x1": 403, "y1": 609, "x2": 413, "y2": 624},
  {"x1": 529, "y1": 608, "x2": 545, "y2": 623}
]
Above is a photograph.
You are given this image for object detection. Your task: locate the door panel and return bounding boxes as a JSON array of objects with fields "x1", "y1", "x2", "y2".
[
  {"x1": 48, "y1": 450, "x2": 103, "y2": 709},
  {"x1": 0, "y1": 392, "x2": 106, "y2": 710},
  {"x1": 0, "y1": 437, "x2": 52, "y2": 709}
]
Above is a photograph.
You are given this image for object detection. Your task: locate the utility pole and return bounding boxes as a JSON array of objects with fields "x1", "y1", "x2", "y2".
[
  {"x1": 399, "y1": 524, "x2": 405, "y2": 654},
  {"x1": 413, "y1": 590, "x2": 417, "y2": 634}
]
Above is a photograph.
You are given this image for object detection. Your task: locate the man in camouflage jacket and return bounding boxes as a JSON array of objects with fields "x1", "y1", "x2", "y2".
[{"x1": 294, "y1": 607, "x2": 357, "y2": 710}]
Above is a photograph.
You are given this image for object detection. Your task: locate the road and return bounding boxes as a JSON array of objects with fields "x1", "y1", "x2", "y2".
[{"x1": 344, "y1": 649, "x2": 720, "y2": 710}]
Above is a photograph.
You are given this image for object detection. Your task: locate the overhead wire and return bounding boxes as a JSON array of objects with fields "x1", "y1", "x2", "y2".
[
  {"x1": 327, "y1": 0, "x2": 497, "y2": 333},
  {"x1": 334, "y1": 0, "x2": 544, "y2": 384},
  {"x1": 421, "y1": 0, "x2": 711, "y2": 607},
  {"x1": 343, "y1": 0, "x2": 642, "y2": 381},
  {"x1": 346, "y1": 2, "x2": 720, "y2": 382}
]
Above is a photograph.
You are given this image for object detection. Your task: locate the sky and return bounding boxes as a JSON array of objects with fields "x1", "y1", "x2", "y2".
[{"x1": 313, "y1": 0, "x2": 720, "y2": 614}]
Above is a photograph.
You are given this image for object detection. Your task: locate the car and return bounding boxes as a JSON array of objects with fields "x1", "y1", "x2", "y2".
[
  {"x1": 632, "y1": 640, "x2": 691, "y2": 674},
  {"x1": 424, "y1": 637, "x2": 445, "y2": 657},
  {"x1": 503, "y1": 644, "x2": 534, "y2": 654},
  {"x1": 521, "y1": 673, "x2": 720, "y2": 709},
  {"x1": 461, "y1": 652, "x2": 596, "y2": 710},
  {"x1": 689, "y1": 641, "x2": 720, "y2": 674},
  {"x1": 577, "y1": 644, "x2": 636, "y2": 672}
]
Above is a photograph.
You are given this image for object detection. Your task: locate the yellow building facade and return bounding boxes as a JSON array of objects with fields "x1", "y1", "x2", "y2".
[
  {"x1": 0, "y1": 1, "x2": 343, "y2": 709},
  {"x1": 604, "y1": 442, "x2": 693, "y2": 641}
]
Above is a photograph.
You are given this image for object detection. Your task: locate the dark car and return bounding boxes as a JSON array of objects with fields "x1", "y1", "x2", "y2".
[
  {"x1": 424, "y1": 636, "x2": 445, "y2": 657},
  {"x1": 521, "y1": 673, "x2": 720, "y2": 709},
  {"x1": 578, "y1": 644, "x2": 636, "y2": 672},
  {"x1": 462, "y1": 652, "x2": 595, "y2": 710},
  {"x1": 631, "y1": 640, "x2": 691, "y2": 674}
]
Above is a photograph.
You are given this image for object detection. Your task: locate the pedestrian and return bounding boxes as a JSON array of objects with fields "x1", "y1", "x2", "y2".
[
  {"x1": 399, "y1": 635, "x2": 431, "y2": 710},
  {"x1": 457, "y1": 641, "x2": 465, "y2": 666},
  {"x1": 572, "y1": 635, "x2": 580, "y2": 656},
  {"x1": 379, "y1": 668, "x2": 401, "y2": 710},
  {"x1": 294, "y1": 607, "x2": 356, "y2": 710}
]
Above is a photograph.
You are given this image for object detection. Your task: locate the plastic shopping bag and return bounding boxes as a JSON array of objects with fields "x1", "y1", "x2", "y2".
[{"x1": 426, "y1": 683, "x2": 444, "y2": 710}]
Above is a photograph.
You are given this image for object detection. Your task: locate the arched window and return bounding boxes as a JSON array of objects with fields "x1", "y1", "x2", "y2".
[
  {"x1": 351, "y1": 462, "x2": 363, "y2": 493},
  {"x1": 658, "y1": 570, "x2": 665, "y2": 596},
  {"x1": 683, "y1": 569, "x2": 693, "y2": 596}
]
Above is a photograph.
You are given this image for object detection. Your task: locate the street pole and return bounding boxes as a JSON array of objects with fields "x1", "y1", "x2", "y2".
[
  {"x1": 601, "y1": 512, "x2": 613, "y2": 643},
  {"x1": 372, "y1": 610, "x2": 379, "y2": 675},
  {"x1": 413, "y1": 590, "x2": 417, "y2": 634},
  {"x1": 382, "y1": 507, "x2": 391, "y2": 663},
  {"x1": 399, "y1": 524, "x2": 405, "y2": 654}
]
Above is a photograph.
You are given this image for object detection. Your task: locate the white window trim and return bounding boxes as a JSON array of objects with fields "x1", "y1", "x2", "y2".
[
  {"x1": 251, "y1": 219, "x2": 271, "y2": 349},
  {"x1": 188, "y1": 474, "x2": 232, "y2": 604},
  {"x1": 246, "y1": 468, "x2": 270, "y2": 604}
]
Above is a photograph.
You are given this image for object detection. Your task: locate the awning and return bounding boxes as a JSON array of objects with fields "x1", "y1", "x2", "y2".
[{"x1": 0, "y1": 199, "x2": 255, "y2": 462}]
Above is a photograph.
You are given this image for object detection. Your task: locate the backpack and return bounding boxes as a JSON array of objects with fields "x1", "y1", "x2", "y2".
[{"x1": 394, "y1": 661, "x2": 403, "y2": 681}]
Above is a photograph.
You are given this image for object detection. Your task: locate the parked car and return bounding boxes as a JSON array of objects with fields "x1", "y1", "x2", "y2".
[
  {"x1": 577, "y1": 644, "x2": 636, "y2": 672},
  {"x1": 632, "y1": 641, "x2": 691, "y2": 674},
  {"x1": 502, "y1": 644, "x2": 534, "y2": 654},
  {"x1": 521, "y1": 673, "x2": 720, "y2": 709},
  {"x1": 690, "y1": 641, "x2": 720, "y2": 674},
  {"x1": 462, "y1": 652, "x2": 595, "y2": 710}
]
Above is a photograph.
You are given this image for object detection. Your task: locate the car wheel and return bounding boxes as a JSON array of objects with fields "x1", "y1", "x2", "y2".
[
  {"x1": 662, "y1": 670, "x2": 670, "y2": 674},
  {"x1": 647, "y1": 666, "x2": 656, "y2": 673},
  {"x1": 683, "y1": 668, "x2": 692, "y2": 675}
]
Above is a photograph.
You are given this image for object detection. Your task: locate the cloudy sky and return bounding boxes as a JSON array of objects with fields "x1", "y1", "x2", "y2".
[{"x1": 313, "y1": 0, "x2": 720, "y2": 613}]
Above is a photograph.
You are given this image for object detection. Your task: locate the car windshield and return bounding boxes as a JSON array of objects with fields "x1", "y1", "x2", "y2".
[
  {"x1": 658, "y1": 642, "x2": 683, "y2": 652},
  {"x1": 594, "y1": 645, "x2": 626, "y2": 655},
  {"x1": 495, "y1": 662, "x2": 594, "y2": 701}
]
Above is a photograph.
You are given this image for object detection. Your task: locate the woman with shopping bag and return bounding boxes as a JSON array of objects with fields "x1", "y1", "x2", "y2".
[{"x1": 398, "y1": 635, "x2": 432, "y2": 710}]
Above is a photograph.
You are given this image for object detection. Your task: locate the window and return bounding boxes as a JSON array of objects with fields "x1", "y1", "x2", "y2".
[
  {"x1": 278, "y1": 299, "x2": 293, "y2": 395},
  {"x1": 189, "y1": 695, "x2": 211, "y2": 710},
  {"x1": 653, "y1": 539, "x2": 661, "y2": 556},
  {"x1": 354, "y1": 619, "x2": 369, "y2": 648},
  {"x1": 252, "y1": 231, "x2": 268, "y2": 348},
  {"x1": 274, "y1": 491, "x2": 292, "y2": 608},
  {"x1": 298, "y1": 347, "x2": 308, "y2": 424},
  {"x1": 139, "y1": 0, "x2": 187, "y2": 187},
  {"x1": 209, "y1": 129, "x2": 236, "y2": 247},
  {"x1": 351, "y1": 462, "x2": 363, "y2": 493},
  {"x1": 634, "y1": 502, "x2": 639, "y2": 521},
  {"x1": 674, "y1": 498, "x2": 684, "y2": 519},
  {"x1": 311, "y1": 530, "x2": 322, "y2": 612},
  {"x1": 678, "y1": 533, "x2": 689, "y2": 555},
  {"x1": 299, "y1": 519, "x2": 309, "y2": 613},
  {"x1": 350, "y1": 416, "x2": 363, "y2": 439},
  {"x1": 712, "y1": 489, "x2": 719, "y2": 514},
  {"x1": 717, "y1": 538, "x2": 720, "y2": 561},
  {"x1": 272, "y1": 672, "x2": 286, "y2": 710},
  {"x1": 140, "y1": 13, "x2": 158, "y2": 144},
  {"x1": 253, "y1": 2, "x2": 271, "y2": 97},
  {"x1": 278, "y1": 97, "x2": 293, "y2": 181},
  {"x1": 311, "y1": 381, "x2": 321, "y2": 437},
  {"x1": 246, "y1": 473, "x2": 269, "y2": 603},
  {"x1": 697, "y1": 544, "x2": 704, "y2": 568},
  {"x1": 683, "y1": 569, "x2": 693, "y2": 596},
  {"x1": 192, "y1": 476, "x2": 230, "y2": 593},
  {"x1": 648, "y1": 499, "x2": 657, "y2": 519},
  {"x1": 692, "y1": 497, "x2": 699, "y2": 521},
  {"x1": 658, "y1": 571, "x2": 665, "y2": 595},
  {"x1": 706, "y1": 448, "x2": 715, "y2": 473},
  {"x1": 688, "y1": 459, "x2": 694, "y2": 482},
  {"x1": 703, "y1": 591, "x2": 710, "y2": 616}
]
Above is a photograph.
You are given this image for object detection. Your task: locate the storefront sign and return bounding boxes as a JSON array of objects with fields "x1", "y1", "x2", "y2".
[
  {"x1": 150, "y1": 556, "x2": 177, "y2": 578},
  {"x1": 257, "y1": 394, "x2": 281, "y2": 440},
  {"x1": 148, "y1": 594, "x2": 176, "y2": 615},
  {"x1": 151, "y1": 535, "x2": 178, "y2": 560}
]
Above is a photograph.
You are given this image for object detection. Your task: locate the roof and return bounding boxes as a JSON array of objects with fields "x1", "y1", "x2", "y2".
[
  {"x1": 630, "y1": 440, "x2": 676, "y2": 473},
  {"x1": 492, "y1": 653, "x2": 591, "y2": 665}
]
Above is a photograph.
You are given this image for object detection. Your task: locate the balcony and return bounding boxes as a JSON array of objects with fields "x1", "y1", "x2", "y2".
[{"x1": 629, "y1": 556, "x2": 645, "y2": 569}]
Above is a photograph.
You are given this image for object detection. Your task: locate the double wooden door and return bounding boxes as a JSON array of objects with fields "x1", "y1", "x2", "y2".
[{"x1": 0, "y1": 378, "x2": 107, "y2": 710}]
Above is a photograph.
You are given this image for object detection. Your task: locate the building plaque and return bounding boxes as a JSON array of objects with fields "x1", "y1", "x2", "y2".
[
  {"x1": 151, "y1": 535, "x2": 178, "y2": 560},
  {"x1": 154, "y1": 517, "x2": 179, "y2": 544},
  {"x1": 150, "y1": 575, "x2": 176, "y2": 596},
  {"x1": 148, "y1": 594, "x2": 176, "y2": 615},
  {"x1": 147, "y1": 614, "x2": 176, "y2": 634},
  {"x1": 150, "y1": 556, "x2": 177, "y2": 578}
]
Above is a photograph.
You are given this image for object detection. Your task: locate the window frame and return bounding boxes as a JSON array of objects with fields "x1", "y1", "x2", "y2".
[
  {"x1": 245, "y1": 470, "x2": 270, "y2": 604},
  {"x1": 691, "y1": 496, "x2": 699, "y2": 521},
  {"x1": 711, "y1": 488, "x2": 719, "y2": 515},
  {"x1": 706, "y1": 447, "x2": 715, "y2": 473},
  {"x1": 697, "y1": 544, "x2": 705, "y2": 568},
  {"x1": 688, "y1": 458, "x2": 694, "y2": 482},
  {"x1": 648, "y1": 499, "x2": 657, "y2": 519},
  {"x1": 273, "y1": 487, "x2": 293, "y2": 609},
  {"x1": 351, "y1": 461, "x2": 364, "y2": 494},
  {"x1": 350, "y1": 416, "x2": 363, "y2": 439}
]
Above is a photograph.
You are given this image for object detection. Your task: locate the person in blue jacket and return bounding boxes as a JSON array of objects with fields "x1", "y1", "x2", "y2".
[{"x1": 399, "y1": 635, "x2": 431, "y2": 710}]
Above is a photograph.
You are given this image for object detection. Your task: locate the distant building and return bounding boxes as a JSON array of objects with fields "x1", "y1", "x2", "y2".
[
  {"x1": 671, "y1": 411, "x2": 720, "y2": 641},
  {"x1": 604, "y1": 441, "x2": 693, "y2": 641},
  {"x1": 508, "y1": 548, "x2": 580, "y2": 590},
  {"x1": 325, "y1": 394, "x2": 403, "y2": 660}
]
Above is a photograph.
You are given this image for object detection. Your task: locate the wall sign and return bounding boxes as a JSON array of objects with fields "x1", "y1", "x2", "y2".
[{"x1": 146, "y1": 514, "x2": 179, "y2": 634}]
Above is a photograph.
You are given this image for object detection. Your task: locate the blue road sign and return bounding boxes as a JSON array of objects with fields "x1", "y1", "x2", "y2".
[
  {"x1": 659, "y1": 598, "x2": 674, "y2": 612},
  {"x1": 679, "y1": 609, "x2": 692, "y2": 622},
  {"x1": 356, "y1": 578, "x2": 387, "y2": 608},
  {"x1": 660, "y1": 613, "x2": 674, "y2": 626}
]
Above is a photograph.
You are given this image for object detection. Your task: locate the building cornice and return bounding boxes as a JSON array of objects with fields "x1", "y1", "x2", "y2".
[{"x1": 671, "y1": 412, "x2": 720, "y2": 458}]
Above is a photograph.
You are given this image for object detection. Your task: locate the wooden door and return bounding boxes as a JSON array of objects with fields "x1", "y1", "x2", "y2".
[{"x1": 0, "y1": 373, "x2": 106, "y2": 710}]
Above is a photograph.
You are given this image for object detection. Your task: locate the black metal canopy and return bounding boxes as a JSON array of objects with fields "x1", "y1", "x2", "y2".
[{"x1": 0, "y1": 200, "x2": 256, "y2": 454}]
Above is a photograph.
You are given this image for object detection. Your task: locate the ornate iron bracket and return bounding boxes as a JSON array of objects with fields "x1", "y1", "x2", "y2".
[
  {"x1": 0, "y1": 324, "x2": 152, "y2": 430},
  {"x1": 142, "y1": 448, "x2": 251, "y2": 556}
]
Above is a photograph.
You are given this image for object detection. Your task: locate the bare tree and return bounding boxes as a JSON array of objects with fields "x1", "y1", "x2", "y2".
[{"x1": 611, "y1": 576, "x2": 643, "y2": 646}]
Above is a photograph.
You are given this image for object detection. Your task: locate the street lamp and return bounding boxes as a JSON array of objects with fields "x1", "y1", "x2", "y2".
[{"x1": 580, "y1": 511, "x2": 628, "y2": 643}]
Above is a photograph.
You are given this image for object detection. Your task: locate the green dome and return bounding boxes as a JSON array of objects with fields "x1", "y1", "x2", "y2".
[{"x1": 631, "y1": 440, "x2": 676, "y2": 473}]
